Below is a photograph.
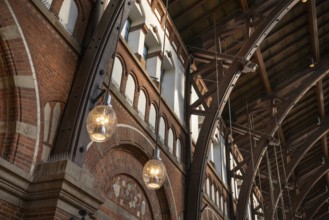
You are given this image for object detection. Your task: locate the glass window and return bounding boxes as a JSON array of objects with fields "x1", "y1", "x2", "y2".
[
  {"x1": 125, "y1": 74, "x2": 135, "y2": 105},
  {"x1": 137, "y1": 90, "x2": 147, "y2": 119},
  {"x1": 159, "y1": 117, "x2": 166, "y2": 143},
  {"x1": 149, "y1": 104, "x2": 156, "y2": 132},
  {"x1": 176, "y1": 139, "x2": 181, "y2": 161},
  {"x1": 206, "y1": 178, "x2": 210, "y2": 195},
  {"x1": 211, "y1": 184, "x2": 215, "y2": 201},
  {"x1": 168, "y1": 128, "x2": 174, "y2": 153},
  {"x1": 111, "y1": 57, "x2": 123, "y2": 89},
  {"x1": 58, "y1": 0, "x2": 78, "y2": 34},
  {"x1": 143, "y1": 44, "x2": 148, "y2": 60},
  {"x1": 123, "y1": 18, "x2": 131, "y2": 41}
]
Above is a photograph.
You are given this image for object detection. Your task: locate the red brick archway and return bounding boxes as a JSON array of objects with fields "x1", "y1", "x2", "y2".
[
  {"x1": 85, "y1": 124, "x2": 178, "y2": 219},
  {"x1": 0, "y1": 0, "x2": 40, "y2": 174}
]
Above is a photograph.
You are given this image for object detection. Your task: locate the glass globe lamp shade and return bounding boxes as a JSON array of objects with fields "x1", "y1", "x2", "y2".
[
  {"x1": 86, "y1": 105, "x2": 117, "y2": 142},
  {"x1": 142, "y1": 158, "x2": 166, "y2": 189}
]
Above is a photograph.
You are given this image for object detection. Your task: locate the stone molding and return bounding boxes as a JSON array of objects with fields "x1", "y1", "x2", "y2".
[{"x1": 0, "y1": 158, "x2": 104, "y2": 217}]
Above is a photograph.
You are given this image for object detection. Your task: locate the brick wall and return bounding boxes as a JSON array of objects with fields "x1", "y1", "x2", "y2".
[{"x1": 0, "y1": 0, "x2": 187, "y2": 219}]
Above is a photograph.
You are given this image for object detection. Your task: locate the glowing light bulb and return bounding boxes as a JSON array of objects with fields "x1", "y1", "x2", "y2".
[
  {"x1": 143, "y1": 158, "x2": 166, "y2": 190},
  {"x1": 86, "y1": 105, "x2": 117, "y2": 142}
]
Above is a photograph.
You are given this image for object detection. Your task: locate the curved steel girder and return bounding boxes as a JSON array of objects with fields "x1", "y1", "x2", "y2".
[
  {"x1": 186, "y1": 1, "x2": 299, "y2": 220},
  {"x1": 288, "y1": 161, "x2": 329, "y2": 219},
  {"x1": 263, "y1": 59, "x2": 329, "y2": 219},
  {"x1": 314, "y1": 213, "x2": 329, "y2": 220},
  {"x1": 286, "y1": 116, "x2": 329, "y2": 179},
  {"x1": 308, "y1": 191, "x2": 329, "y2": 220},
  {"x1": 52, "y1": 0, "x2": 135, "y2": 165},
  {"x1": 241, "y1": 55, "x2": 329, "y2": 220}
]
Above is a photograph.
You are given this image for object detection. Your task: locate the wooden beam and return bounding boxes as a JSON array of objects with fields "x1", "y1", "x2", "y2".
[
  {"x1": 307, "y1": 0, "x2": 320, "y2": 63},
  {"x1": 307, "y1": 0, "x2": 328, "y2": 185},
  {"x1": 239, "y1": 0, "x2": 249, "y2": 12},
  {"x1": 255, "y1": 49, "x2": 272, "y2": 94}
]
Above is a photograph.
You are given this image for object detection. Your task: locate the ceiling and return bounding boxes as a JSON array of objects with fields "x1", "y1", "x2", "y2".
[{"x1": 166, "y1": 0, "x2": 329, "y2": 219}]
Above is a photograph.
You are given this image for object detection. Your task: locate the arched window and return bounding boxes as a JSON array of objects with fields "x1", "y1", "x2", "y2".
[
  {"x1": 216, "y1": 190, "x2": 220, "y2": 207},
  {"x1": 111, "y1": 57, "x2": 123, "y2": 89},
  {"x1": 176, "y1": 138, "x2": 181, "y2": 161},
  {"x1": 58, "y1": 0, "x2": 78, "y2": 34},
  {"x1": 168, "y1": 128, "x2": 174, "y2": 153},
  {"x1": 149, "y1": 104, "x2": 156, "y2": 132},
  {"x1": 211, "y1": 183, "x2": 215, "y2": 201},
  {"x1": 206, "y1": 177, "x2": 210, "y2": 195},
  {"x1": 125, "y1": 74, "x2": 135, "y2": 105},
  {"x1": 220, "y1": 193, "x2": 224, "y2": 212},
  {"x1": 137, "y1": 90, "x2": 147, "y2": 119},
  {"x1": 209, "y1": 141, "x2": 214, "y2": 162},
  {"x1": 159, "y1": 116, "x2": 166, "y2": 143}
]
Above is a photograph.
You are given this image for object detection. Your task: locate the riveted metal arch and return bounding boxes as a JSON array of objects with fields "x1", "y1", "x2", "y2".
[
  {"x1": 314, "y1": 212, "x2": 329, "y2": 220},
  {"x1": 52, "y1": 0, "x2": 135, "y2": 165},
  {"x1": 263, "y1": 59, "x2": 329, "y2": 219},
  {"x1": 185, "y1": 1, "x2": 299, "y2": 220},
  {"x1": 286, "y1": 116, "x2": 329, "y2": 179},
  {"x1": 287, "y1": 160, "x2": 329, "y2": 219},
  {"x1": 307, "y1": 191, "x2": 329, "y2": 220}
]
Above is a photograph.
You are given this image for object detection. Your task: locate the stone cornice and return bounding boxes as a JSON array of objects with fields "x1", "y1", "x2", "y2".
[{"x1": 0, "y1": 158, "x2": 104, "y2": 215}]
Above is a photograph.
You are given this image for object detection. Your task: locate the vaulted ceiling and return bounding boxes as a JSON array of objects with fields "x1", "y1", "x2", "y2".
[{"x1": 167, "y1": 0, "x2": 329, "y2": 219}]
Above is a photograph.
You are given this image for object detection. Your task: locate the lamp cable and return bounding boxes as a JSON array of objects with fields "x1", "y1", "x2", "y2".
[{"x1": 154, "y1": 0, "x2": 169, "y2": 158}]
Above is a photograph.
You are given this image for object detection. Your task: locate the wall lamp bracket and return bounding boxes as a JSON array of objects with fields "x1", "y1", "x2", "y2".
[{"x1": 90, "y1": 88, "x2": 107, "y2": 105}]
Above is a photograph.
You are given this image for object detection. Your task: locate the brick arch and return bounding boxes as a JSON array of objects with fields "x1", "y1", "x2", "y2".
[
  {"x1": 0, "y1": 43, "x2": 16, "y2": 157},
  {"x1": 0, "y1": 1, "x2": 40, "y2": 174},
  {"x1": 122, "y1": 71, "x2": 139, "y2": 107},
  {"x1": 139, "y1": 87, "x2": 150, "y2": 106},
  {"x1": 102, "y1": 171, "x2": 156, "y2": 219},
  {"x1": 159, "y1": 114, "x2": 168, "y2": 144},
  {"x1": 110, "y1": 54, "x2": 126, "y2": 92},
  {"x1": 85, "y1": 124, "x2": 178, "y2": 219},
  {"x1": 72, "y1": 0, "x2": 89, "y2": 41},
  {"x1": 167, "y1": 126, "x2": 176, "y2": 153}
]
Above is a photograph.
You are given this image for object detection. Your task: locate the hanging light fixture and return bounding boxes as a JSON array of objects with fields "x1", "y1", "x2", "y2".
[
  {"x1": 142, "y1": 0, "x2": 169, "y2": 190},
  {"x1": 142, "y1": 148, "x2": 166, "y2": 189},
  {"x1": 86, "y1": 0, "x2": 128, "y2": 143},
  {"x1": 309, "y1": 57, "x2": 316, "y2": 68},
  {"x1": 86, "y1": 98, "x2": 117, "y2": 142}
]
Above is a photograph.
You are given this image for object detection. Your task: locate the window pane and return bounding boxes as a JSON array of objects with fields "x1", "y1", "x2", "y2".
[
  {"x1": 58, "y1": 0, "x2": 78, "y2": 34},
  {"x1": 125, "y1": 74, "x2": 135, "y2": 105},
  {"x1": 168, "y1": 128, "x2": 174, "y2": 153},
  {"x1": 143, "y1": 44, "x2": 148, "y2": 60},
  {"x1": 137, "y1": 90, "x2": 146, "y2": 119}
]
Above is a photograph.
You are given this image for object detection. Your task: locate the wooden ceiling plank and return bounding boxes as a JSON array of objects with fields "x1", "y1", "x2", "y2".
[
  {"x1": 306, "y1": 190, "x2": 329, "y2": 219},
  {"x1": 287, "y1": 161, "x2": 329, "y2": 219},
  {"x1": 179, "y1": 1, "x2": 233, "y2": 35},
  {"x1": 172, "y1": 0, "x2": 207, "y2": 21}
]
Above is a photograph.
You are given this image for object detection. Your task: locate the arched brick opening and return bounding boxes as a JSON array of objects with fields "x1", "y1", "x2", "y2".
[
  {"x1": 0, "y1": 42, "x2": 17, "y2": 159},
  {"x1": 0, "y1": 1, "x2": 40, "y2": 173},
  {"x1": 84, "y1": 124, "x2": 177, "y2": 219}
]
